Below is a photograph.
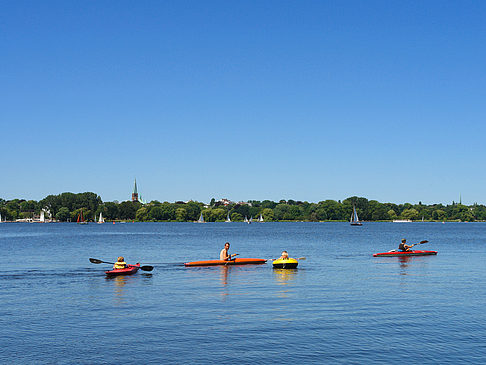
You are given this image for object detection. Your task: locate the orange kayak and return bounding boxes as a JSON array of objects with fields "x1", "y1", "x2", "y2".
[{"x1": 184, "y1": 258, "x2": 267, "y2": 267}]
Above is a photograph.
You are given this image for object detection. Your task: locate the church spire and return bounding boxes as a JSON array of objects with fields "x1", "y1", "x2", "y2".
[{"x1": 132, "y1": 179, "x2": 139, "y2": 202}]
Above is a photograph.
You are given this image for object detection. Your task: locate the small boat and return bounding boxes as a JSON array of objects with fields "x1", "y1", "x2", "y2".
[
  {"x1": 97, "y1": 212, "x2": 105, "y2": 224},
  {"x1": 225, "y1": 212, "x2": 231, "y2": 222},
  {"x1": 243, "y1": 216, "x2": 249, "y2": 223},
  {"x1": 258, "y1": 213, "x2": 264, "y2": 222},
  {"x1": 184, "y1": 258, "x2": 267, "y2": 267},
  {"x1": 0, "y1": 213, "x2": 2, "y2": 223},
  {"x1": 105, "y1": 263, "x2": 140, "y2": 276},
  {"x1": 248, "y1": 216, "x2": 253, "y2": 224},
  {"x1": 196, "y1": 212, "x2": 205, "y2": 223},
  {"x1": 350, "y1": 205, "x2": 362, "y2": 226},
  {"x1": 272, "y1": 258, "x2": 298, "y2": 269},
  {"x1": 373, "y1": 250, "x2": 437, "y2": 257},
  {"x1": 77, "y1": 209, "x2": 88, "y2": 224}
]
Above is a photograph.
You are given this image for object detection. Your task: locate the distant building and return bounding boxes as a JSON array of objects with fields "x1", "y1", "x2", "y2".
[
  {"x1": 237, "y1": 201, "x2": 252, "y2": 207},
  {"x1": 132, "y1": 179, "x2": 139, "y2": 202},
  {"x1": 216, "y1": 198, "x2": 234, "y2": 206}
]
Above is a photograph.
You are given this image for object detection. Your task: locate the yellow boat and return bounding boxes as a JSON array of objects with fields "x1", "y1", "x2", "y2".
[{"x1": 272, "y1": 258, "x2": 298, "y2": 269}]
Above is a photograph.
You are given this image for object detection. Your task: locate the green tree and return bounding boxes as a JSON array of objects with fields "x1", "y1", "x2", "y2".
[
  {"x1": 319, "y1": 200, "x2": 344, "y2": 220},
  {"x1": 175, "y1": 208, "x2": 187, "y2": 222},
  {"x1": 184, "y1": 202, "x2": 202, "y2": 221},
  {"x1": 55, "y1": 207, "x2": 71, "y2": 221},
  {"x1": 401, "y1": 208, "x2": 419, "y2": 221},
  {"x1": 261, "y1": 208, "x2": 274, "y2": 221},
  {"x1": 432, "y1": 209, "x2": 446, "y2": 220},
  {"x1": 136, "y1": 207, "x2": 150, "y2": 221},
  {"x1": 119, "y1": 201, "x2": 140, "y2": 220},
  {"x1": 387, "y1": 209, "x2": 398, "y2": 220},
  {"x1": 274, "y1": 204, "x2": 290, "y2": 221},
  {"x1": 104, "y1": 202, "x2": 119, "y2": 220},
  {"x1": 211, "y1": 208, "x2": 227, "y2": 222}
]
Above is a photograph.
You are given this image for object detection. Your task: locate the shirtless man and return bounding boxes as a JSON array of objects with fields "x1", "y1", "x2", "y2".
[{"x1": 220, "y1": 242, "x2": 237, "y2": 261}]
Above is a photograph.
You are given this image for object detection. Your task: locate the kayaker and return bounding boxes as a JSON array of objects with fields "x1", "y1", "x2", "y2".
[
  {"x1": 220, "y1": 242, "x2": 234, "y2": 261},
  {"x1": 398, "y1": 239, "x2": 413, "y2": 252},
  {"x1": 113, "y1": 256, "x2": 127, "y2": 269}
]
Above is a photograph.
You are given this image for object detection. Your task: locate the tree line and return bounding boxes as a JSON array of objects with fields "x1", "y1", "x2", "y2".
[{"x1": 1, "y1": 192, "x2": 486, "y2": 222}]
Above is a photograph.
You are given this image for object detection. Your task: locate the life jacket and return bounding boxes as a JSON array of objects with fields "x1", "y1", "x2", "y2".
[
  {"x1": 114, "y1": 261, "x2": 127, "y2": 269},
  {"x1": 398, "y1": 243, "x2": 408, "y2": 252}
]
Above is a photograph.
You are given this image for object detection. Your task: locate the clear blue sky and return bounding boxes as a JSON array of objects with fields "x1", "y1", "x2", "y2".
[{"x1": 1, "y1": 0, "x2": 485, "y2": 204}]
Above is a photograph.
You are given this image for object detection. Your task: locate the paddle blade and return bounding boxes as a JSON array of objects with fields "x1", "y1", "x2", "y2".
[
  {"x1": 297, "y1": 257, "x2": 306, "y2": 260},
  {"x1": 140, "y1": 265, "x2": 154, "y2": 272},
  {"x1": 89, "y1": 258, "x2": 103, "y2": 264},
  {"x1": 419, "y1": 240, "x2": 429, "y2": 244}
]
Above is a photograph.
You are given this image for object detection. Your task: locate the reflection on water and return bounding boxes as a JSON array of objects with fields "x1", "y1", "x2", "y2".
[
  {"x1": 219, "y1": 266, "x2": 230, "y2": 301},
  {"x1": 398, "y1": 256, "x2": 411, "y2": 275},
  {"x1": 273, "y1": 268, "x2": 299, "y2": 298},
  {"x1": 273, "y1": 268, "x2": 298, "y2": 284},
  {"x1": 106, "y1": 275, "x2": 132, "y2": 303},
  {"x1": 219, "y1": 266, "x2": 229, "y2": 286}
]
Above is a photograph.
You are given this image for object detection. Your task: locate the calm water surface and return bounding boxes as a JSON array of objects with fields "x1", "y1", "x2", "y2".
[{"x1": 1, "y1": 222, "x2": 485, "y2": 364}]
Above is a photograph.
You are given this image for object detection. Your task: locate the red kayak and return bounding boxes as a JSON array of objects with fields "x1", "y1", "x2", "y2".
[
  {"x1": 105, "y1": 263, "x2": 140, "y2": 276},
  {"x1": 184, "y1": 258, "x2": 267, "y2": 267},
  {"x1": 373, "y1": 250, "x2": 437, "y2": 257}
]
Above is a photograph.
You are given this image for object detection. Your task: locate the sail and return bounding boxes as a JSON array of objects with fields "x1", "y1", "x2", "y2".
[
  {"x1": 258, "y1": 213, "x2": 264, "y2": 222},
  {"x1": 350, "y1": 205, "x2": 361, "y2": 225},
  {"x1": 77, "y1": 209, "x2": 86, "y2": 223},
  {"x1": 249, "y1": 216, "x2": 253, "y2": 223},
  {"x1": 244, "y1": 216, "x2": 248, "y2": 223},
  {"x1": 226, "y1": 212, "x2": 231, "y2": 222},
  {"x1": 198, "y1": 213, "x2": 205, "y2": 223},
  {"x1": 40, "y1": 210, "x2": 45, "y2": 223},
  {"x1": 99, "y1": 212, "x2": 104, "y2": 223}
]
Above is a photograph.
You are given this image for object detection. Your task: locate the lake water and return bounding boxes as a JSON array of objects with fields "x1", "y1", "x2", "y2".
[{"x1": 1, "y1": 222, "x2": 485, "y2": 364}]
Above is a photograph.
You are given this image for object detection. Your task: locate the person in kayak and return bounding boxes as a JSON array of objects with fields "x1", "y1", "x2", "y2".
[
  {"x1": 113, "y1": 256, "x2": 127, "y2": 269},
  {"x1": 398, "y1": 239, "x2": 413, "y2": 252},
  {"x1": 220, "y1": 242, "x2": 236, "y2": 261}
]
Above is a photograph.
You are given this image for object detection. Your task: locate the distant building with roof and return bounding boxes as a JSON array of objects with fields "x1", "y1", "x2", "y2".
[{"x1": 132, "y1": 179, "x2": 139, "y2": 202}]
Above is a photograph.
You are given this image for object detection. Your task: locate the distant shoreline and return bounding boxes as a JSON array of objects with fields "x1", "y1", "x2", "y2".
[{"x1": 1, "y1": 192, "x2": 484, "y2": 223}]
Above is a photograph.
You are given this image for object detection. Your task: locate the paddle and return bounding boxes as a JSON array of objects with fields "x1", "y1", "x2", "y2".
[
  {"x1": 410, "y1": 240, "x2": 429, "y2": 247},
  {"x1": 224, "y1": 253, "x2": 239, "y2": 265},
  {"x1": 89, "y1": 258, "x2": 154, "y2": 271}
]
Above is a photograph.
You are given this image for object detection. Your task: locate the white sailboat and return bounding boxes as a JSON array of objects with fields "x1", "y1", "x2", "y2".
[
  {"x1": 0, "y1": 213, "x2": 2, "y2": 222},
  {"x1": 225, "y1": 212, "x2": 231, "y2": 222},
  {"x1": 40, "y1": 210, "x2": 45, "y2": 223},
  {"x1": 249, "y1": 216, "x2": 253, "y2": 224},
  {"x1": 244, "y1": 216, "x2": 249, "y2": 223},
  {"x1": 258, "y1": 213, "x2": 264, "y2": 222},
  {"x1": 98, "y1": 212, "x2": 105, "y2": 224},
  {"x1": 197, "y1": 212, "x2": 205, "y2": 223},
  {"x1": 350, "y1": 205, "x2": 362, "y2": 226}
]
